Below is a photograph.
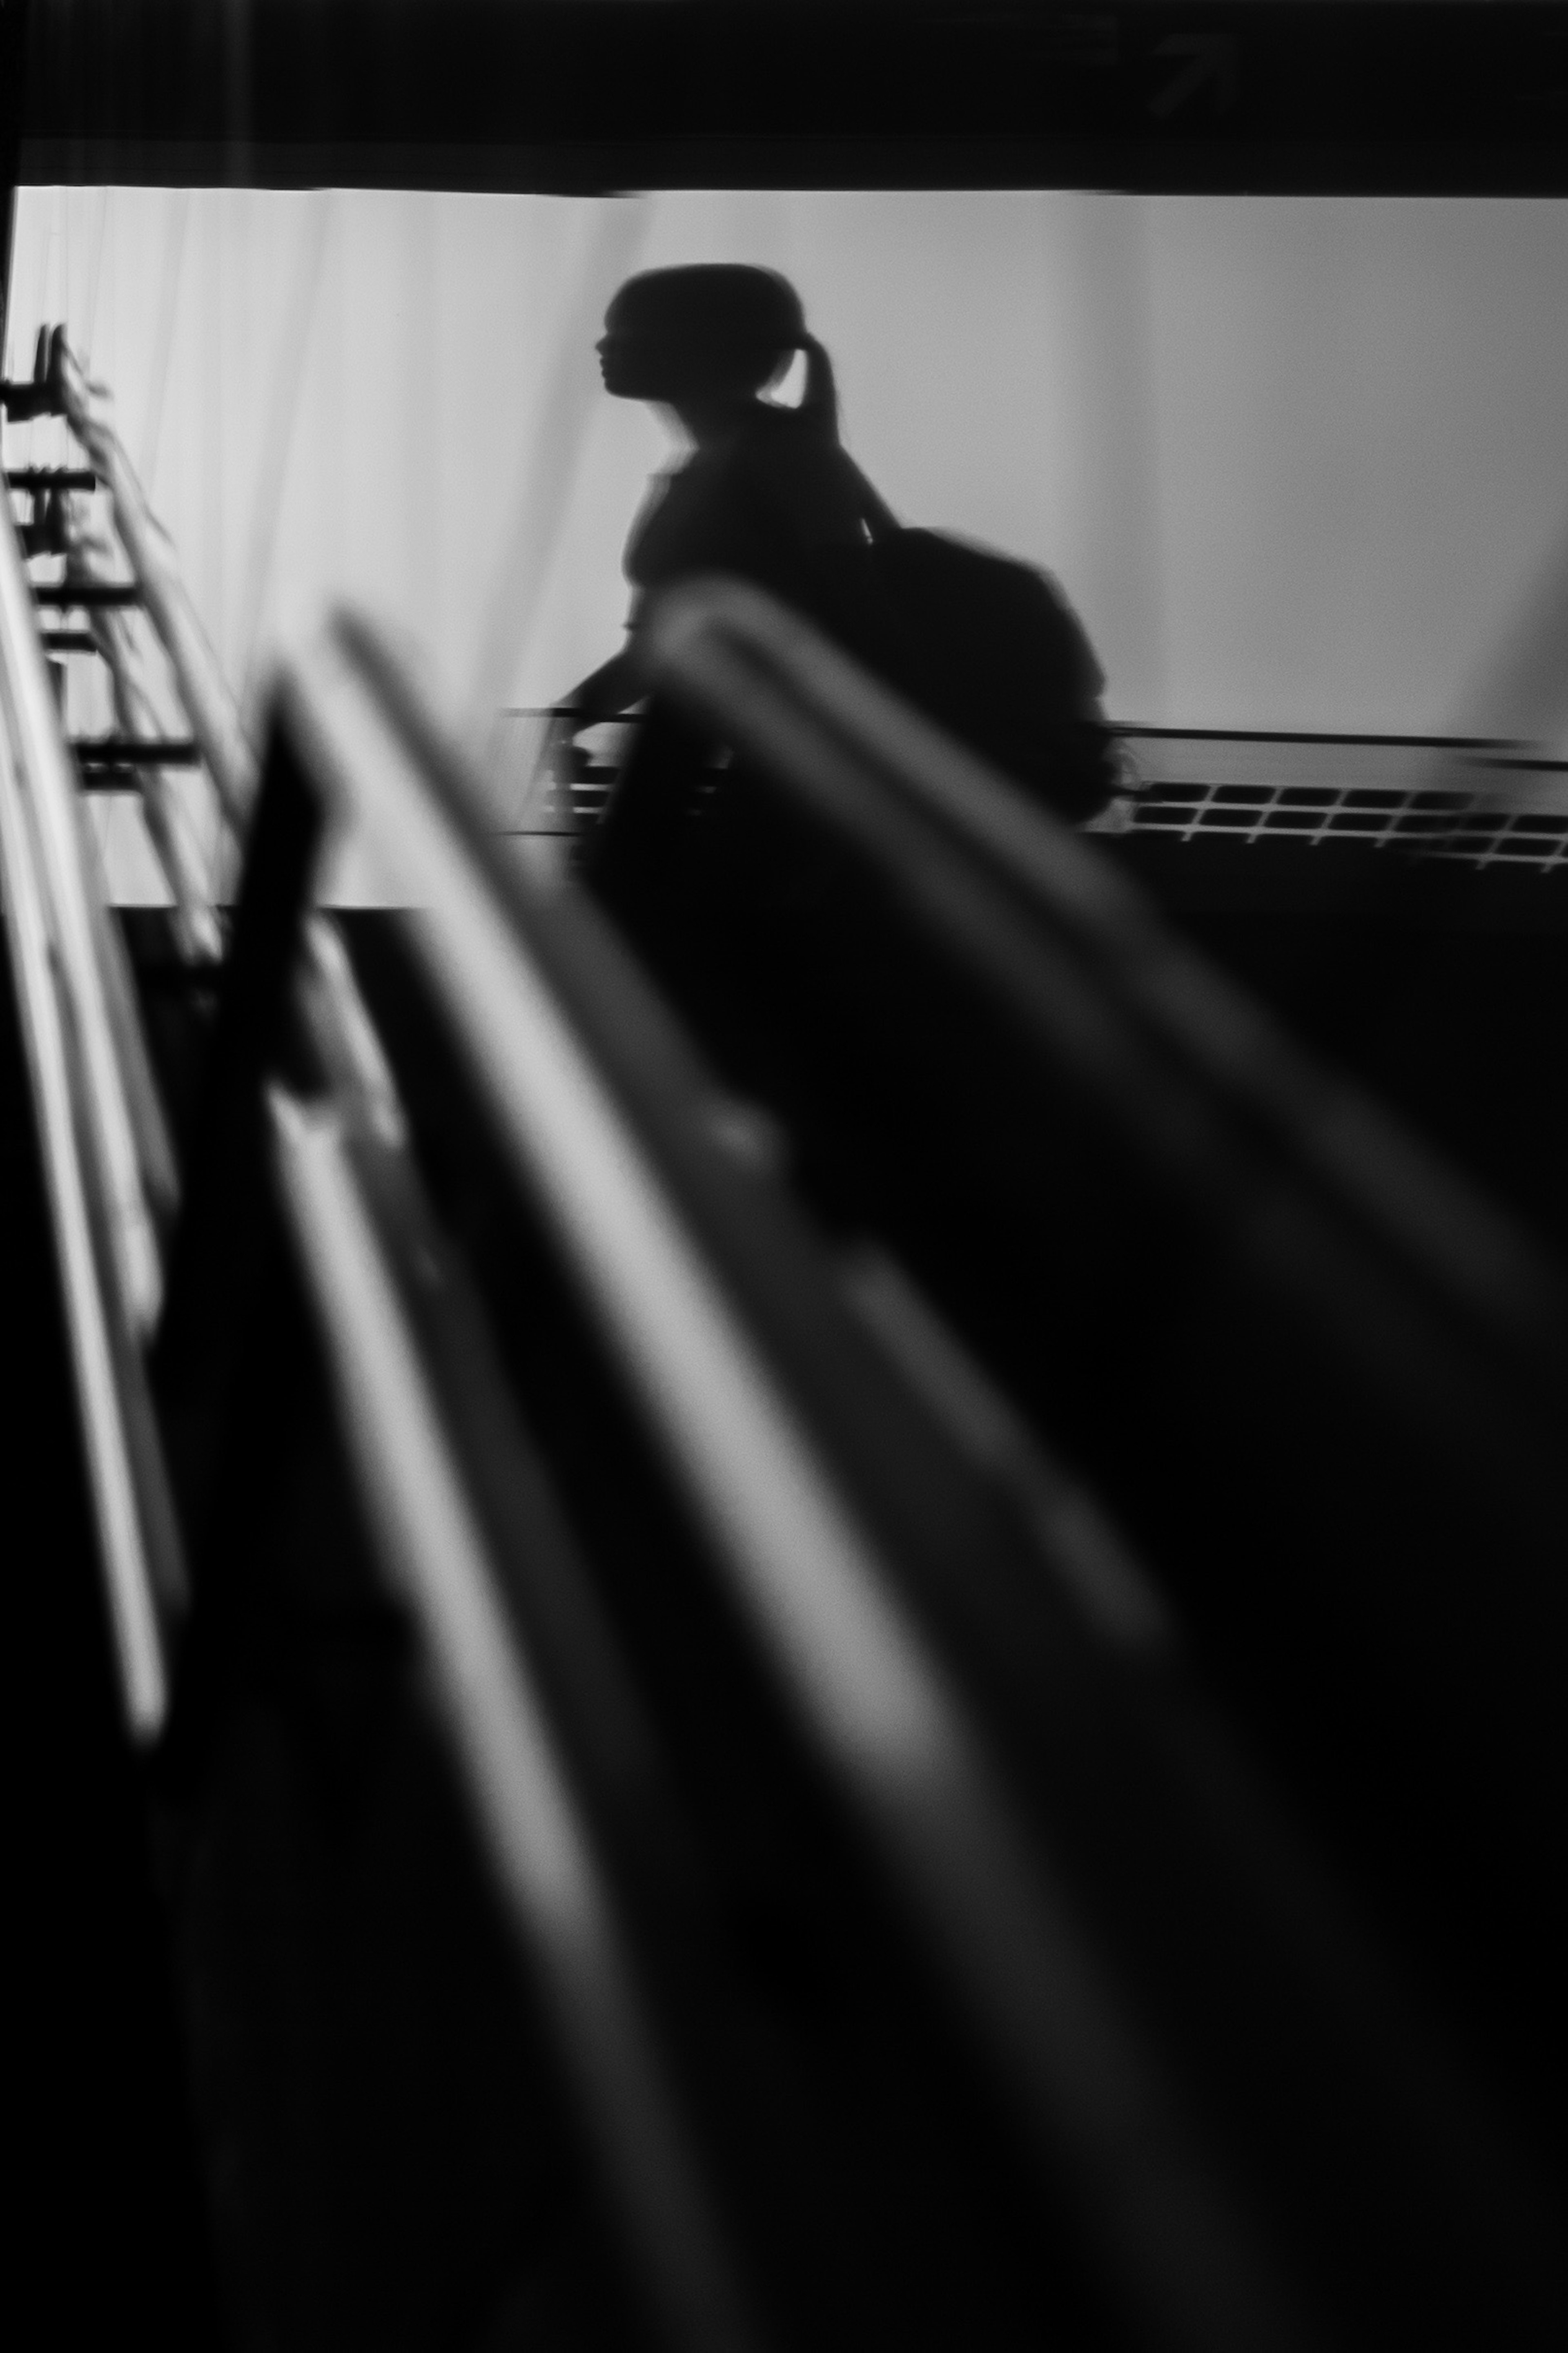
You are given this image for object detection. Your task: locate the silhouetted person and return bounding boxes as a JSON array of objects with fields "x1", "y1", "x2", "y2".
[
  {"x1": 563, "y1": 262, "x2": 1115, "y2": 823},
  {"x1": 562, "y1": 264, "x2": 872, "y2": 729}
]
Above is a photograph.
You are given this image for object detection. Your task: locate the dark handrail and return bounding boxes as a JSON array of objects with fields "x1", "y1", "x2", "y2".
[
  {"x1": 271, "y1": 609, "x2": 1343, "y2": 2353},
  {"x1": 267, "y1": 1079, "x2": 767, "y2": 2353},
  {"x1": 0, "y1": 478, "x2": 177, "y2": 1736},
  {"x1": 0, "y1": 488, "x2": 164, "y2": 1330}
]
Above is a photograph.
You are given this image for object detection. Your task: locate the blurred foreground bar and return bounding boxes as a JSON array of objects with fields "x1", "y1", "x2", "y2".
[{"x1": 6, "y1": 357, "x2": 1568, "y2": 2339}]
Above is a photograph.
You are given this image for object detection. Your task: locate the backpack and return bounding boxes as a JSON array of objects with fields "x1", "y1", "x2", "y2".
[{"x1": 809, "y1": 470, "x2": 1118, "y2": 825}]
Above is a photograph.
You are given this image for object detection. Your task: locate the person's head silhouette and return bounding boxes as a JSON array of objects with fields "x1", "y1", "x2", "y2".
[{"x1": 597, "y1": 264, "x2": 837, "y2": 441}]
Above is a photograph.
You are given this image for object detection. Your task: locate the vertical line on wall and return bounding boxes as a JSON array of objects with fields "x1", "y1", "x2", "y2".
[
  {"x1": 57, "y1": 188, "x2": 67, "y2": 376},
  {"x1": 319, "y1": 188, "x2": 344, "y2": 652},
  {"x1": 83, "y1": 186, "x2": 109, "y2": 363},
  {"x1": 237, "y1": 191, "x2": 334, "y2": 709},
  {"x1": 403, "y1": 192, "x2": 439, "y2": 666},
  {"x1": 139, "y1": 189, "x2": 191, "y2": 494},
  {"x1": 204, "y1": 193, "x2": 225, "y2": 667}
]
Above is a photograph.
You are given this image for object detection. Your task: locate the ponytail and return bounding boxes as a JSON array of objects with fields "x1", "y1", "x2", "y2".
[{"x1": 797, "y1": 332, "x2": 840, "y2": 443}]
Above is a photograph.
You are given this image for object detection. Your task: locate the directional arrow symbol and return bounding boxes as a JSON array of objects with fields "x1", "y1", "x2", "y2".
[{"x1": 1148, "y1": 34, "x2": 1239, "y2": 121}]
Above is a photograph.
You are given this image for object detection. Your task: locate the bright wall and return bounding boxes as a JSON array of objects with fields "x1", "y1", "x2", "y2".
[{"x1": 6, "y1": 185, "x2": 1566, "y2": 749}]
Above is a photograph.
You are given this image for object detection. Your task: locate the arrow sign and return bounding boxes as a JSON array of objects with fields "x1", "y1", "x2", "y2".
[{"x1": 1148, "y1": 33, "x2": 1239, "y2": 121}]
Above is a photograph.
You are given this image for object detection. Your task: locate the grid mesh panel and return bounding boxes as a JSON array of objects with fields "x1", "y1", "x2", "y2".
[
  {"x1": 1115, "y1": 734, "x2": 1568, "y2": 874},
  {"x1": 497, "y1": 711, "x2": 1568, "y2": 875}
]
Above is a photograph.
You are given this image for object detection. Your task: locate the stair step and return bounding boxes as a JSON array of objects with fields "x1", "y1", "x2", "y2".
[
  {"x1": 0, "y1": 381, "x2": 64, "y2": 420},
  {"x1": 34, "y1": 582, "x2": 141, "y2": 609},
  {"x1": 72, "y1": 737, "x2": 201, "y2": 769},
  {"x1": 7, "y1": 468, "x2": 99, "y2": 492}
]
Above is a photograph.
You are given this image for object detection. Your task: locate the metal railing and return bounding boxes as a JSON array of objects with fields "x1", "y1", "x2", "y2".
[
  {"x1": 274, "y1": 613, "x2": 1332, "y2": 2353},
  {"x1": 5, "y1": 351, "x2": 1565, "y2": 2336},
  {"x1": 0, "y1": 464, "x2": 182, "y2": 1738},
  {"x1": 48, "y1": 329, "x2": 404, "y2": 1121},
  {"x1": 629, "y1": 575, "x2": 1567, "y2": 1386},
  {"x1": 252, "y1": 606, "x2": 1568, "y2": 2353},
  {"x1": 267, "y1": 1079, "x2": 765, "y2": 2353},
  {"x1": 0, "y1": 326, "x2": 380, "y2": 1742},
  {"x1": 51, "y1": 332, "x2": 256, "y2": 843},
  {"x1": 1112, "y1": 725, "x2": 1568, "y2": 870},
  {"x1": 6, "y1": 334, "x2": 232, "y2": 955},
  {"x1": 11, "y1": 374, "x2": 768, "y2": 2333},
  {"x1": 495, "y1": 700, "x2": 1568, "y2": 876}
]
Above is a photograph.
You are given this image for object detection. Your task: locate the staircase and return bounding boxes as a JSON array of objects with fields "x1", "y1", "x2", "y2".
[{"x1": 3, "y1": 328, "x2": 1566, "y2": 2353}]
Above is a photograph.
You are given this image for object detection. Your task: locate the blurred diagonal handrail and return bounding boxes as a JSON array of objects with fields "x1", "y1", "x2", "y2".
[
  {"x1": 268, "y1": 1082, "x2": 768, "y2": 2353},
  {"x1": 0, "y1": 492, "x2": 174, "y2": 1739},
  {"x1": 633, "y1": 574, "x2": 1568, "y2": 1374},
  {"x1": 268, "y1": 610, "x2": 1323, "y2": 2353},
  {"x1": 0, "y1": 483, "x2": 163, "y2": 1337}
]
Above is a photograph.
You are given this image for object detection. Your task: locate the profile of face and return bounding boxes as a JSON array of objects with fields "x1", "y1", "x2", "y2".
[
  {"x1": 596, "y1": 319, "x2": 786, "y2": 406},
  {"x1": 597, "y1": 265, "x2": 806, "y2": 417}
]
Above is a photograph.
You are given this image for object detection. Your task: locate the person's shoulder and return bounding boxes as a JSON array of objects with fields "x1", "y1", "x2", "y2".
[{"x1": 736, "y1": 411, "x2": 860, "y2": 496}]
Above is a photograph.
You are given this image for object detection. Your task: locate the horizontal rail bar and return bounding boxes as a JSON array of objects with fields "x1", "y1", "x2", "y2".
[
  {"x1": 7, "y1": 468, "x2": 100, "y2": 492},
  {"x1": 1112, "y1": 724, "x2": 1529, "y2": 751},
  {"x1": 73, "y1": 737, "x2": 200, "y2": 767},
  {"x1": 0, "y1": 383, "x2": 63, "y2": 420},
  {"x1": 539, "y1": 705, "x2": 1557, "y2": 765},
  {"x1": 33, "y1": 581, "x2": 142, "y2": 608}
]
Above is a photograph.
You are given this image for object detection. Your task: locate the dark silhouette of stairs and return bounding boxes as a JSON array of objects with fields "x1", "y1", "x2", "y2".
[
  {"x1": 6, "y1": 328, "x2": 1567, "y2": 2342},
  {"x1": 0, "y1": 939, "x2": 221, "y2": 2349}
]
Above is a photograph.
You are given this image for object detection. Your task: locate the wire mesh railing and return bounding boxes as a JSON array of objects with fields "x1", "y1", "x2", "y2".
[
  {"x1": 491, "y1": 707, "x2": 1568, "y2": 876},
  {"x1": 1114, "y1": 727, "x2": 1568, "y2": 871}
]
